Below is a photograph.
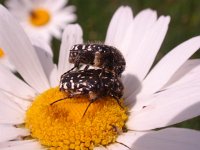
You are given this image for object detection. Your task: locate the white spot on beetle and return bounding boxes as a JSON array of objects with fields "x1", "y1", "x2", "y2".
[
  {"x1": 79, "y1": 88, "x2": 83, "y2": 91},
  {"x1": 81, "y1": 76, "x2": 86, "y2": 79},
  {"x1": 77, "y1": 83, "x2": 80, "y2": 88},
  {"x1": 71, "y1": 45, "x2": 75, "y2": 49},
  {"x1": 63, "y1": 83, "x2": 68, "y2": 89},
  {"x1": 71, "y1": 82, "x2": 75, "y2": 89},
  {"x1": 75, "y1": 46, "x2": 78, "y2": 50},
  {"x1": 87, "y1": 45, "x2": 92, "y2": 51},
  {"x1": 82, "y1": 82, "x2": 87, "y2": 86}
]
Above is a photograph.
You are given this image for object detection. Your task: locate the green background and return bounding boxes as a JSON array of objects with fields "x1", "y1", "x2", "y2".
[{"x1": 0, "y1": 0, "x2": 199, "y2": 130}]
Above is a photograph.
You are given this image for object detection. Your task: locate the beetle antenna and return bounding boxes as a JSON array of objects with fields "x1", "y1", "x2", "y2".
[
  {"x1": 50, "y1": 97, "x2": 68, "y2": 105},
  {"x1": 82, "y1": 98, "x2": 97, "y2": 118},
  {"x1": 116, "y1": 99, "x2": 123, "y2": 109},
  {"x1": 82, "y1": 101, "x2": 93, "y2": 118}
]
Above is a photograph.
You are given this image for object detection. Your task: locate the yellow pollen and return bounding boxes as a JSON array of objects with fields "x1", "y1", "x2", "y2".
[
  {"x1": 0, "y1": 48, "x2": 5, "y2": 58},
  {"x1": 29, "y1": 8, "x2": 51, "y2": 27},
  {"x1": 25, "y1": 87, "x2": 128, "y2": 150}
]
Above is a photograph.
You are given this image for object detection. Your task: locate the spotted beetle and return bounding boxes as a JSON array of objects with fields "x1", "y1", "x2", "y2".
[
  {"x1": 68, "y1": 44, "x2": 126, "y2": 76},
  {"x1": 51, "y1": 69, "x2": 124, "y2": 116}
]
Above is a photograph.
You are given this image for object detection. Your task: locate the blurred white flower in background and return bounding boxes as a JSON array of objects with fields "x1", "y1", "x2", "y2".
[{"x1": 5, "y1": 0, "x2": 77, "y2": 43}]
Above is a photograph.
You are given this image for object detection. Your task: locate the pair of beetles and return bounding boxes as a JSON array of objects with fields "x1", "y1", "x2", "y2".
[{"x1": 51, "y1": 43, "x2": 126, "y2": 116}]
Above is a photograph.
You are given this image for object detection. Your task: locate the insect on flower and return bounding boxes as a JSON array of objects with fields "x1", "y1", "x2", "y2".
[
  {"x1": 51, "y1": 69, "x2": 124, "y2": 116},
  {"x1": 68, "y1": 43, "x2": 126, "y2": 76}
]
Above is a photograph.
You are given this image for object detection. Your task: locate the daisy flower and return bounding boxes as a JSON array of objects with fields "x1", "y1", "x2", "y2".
[
  {"x1": 0, "y1": 5, "x2": 200, "y2": 150},
  {"x1": 5, "y1": 0, "x2": 77, "y2": 43}
]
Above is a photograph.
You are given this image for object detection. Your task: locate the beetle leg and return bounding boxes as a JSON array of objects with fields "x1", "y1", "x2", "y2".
[
  {"x1": 81, "y1": 91, "x2": 99, "y2": 117},
  {"x1": 84, "y1": 65, "x2": 90, "y2": 71},
  {"x1": 94, "y1": 51, "x2": 101, "y2": 67},
  {"x1": 98, "y1": 66, "x2": 105, "y2": 77},
  {"x1": 112, "y1": 95, "x2": 124, "y2": 109},
  {"x1": 68, "y1": 92, "x2": 74, "y2": 98},
  {"x1": 68, "y1": 54, "x2": 81, "y2": 72},
  {"x1": 66, "y1": 66, "x2": 77, "y2": 73},
  {"x1": 88, "y1": 91, "x2": 99, "y2": 100},
  {"x1": 110, "y1": 124, "x2": 123, "y2": 134}
]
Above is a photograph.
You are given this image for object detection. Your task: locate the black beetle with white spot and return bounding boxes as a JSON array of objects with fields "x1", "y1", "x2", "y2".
[
  {"x1": 68, "y1": 43, "x2": 126, "y2": 76},
  {"x1": 51, "y1": 43, "x2": 126, "y2": 117}
]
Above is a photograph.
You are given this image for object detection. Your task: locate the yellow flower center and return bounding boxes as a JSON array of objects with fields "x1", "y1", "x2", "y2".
[
  {"x1": 25, "y1": 87, "x2": 128, "y2": 150},
  {"x1": 0, "y1": 48, "x2": 5, "y2": 58},
  {"x1": 29, "y1": 8, "x2": 51, "y2": 27}
]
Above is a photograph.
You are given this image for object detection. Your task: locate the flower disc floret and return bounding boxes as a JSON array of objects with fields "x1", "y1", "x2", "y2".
[
  {"x1": 29, "y1": 8, "x2": 51, "y2": 26},
  {"x1": 25, "y1": 87, "x2": 128, "y2": 149}
]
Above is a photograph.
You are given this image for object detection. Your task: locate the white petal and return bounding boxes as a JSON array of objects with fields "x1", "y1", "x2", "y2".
[
  {"x1": 0, "y1": 56, "x2": 16, "y2": 72},
  {"x1": 127, "y1": 82, "x2": 200, "y2": 130},
  {"x1": 60, "y1": 5, "x2": 76, "y2": 14},
  {"x1": 120, "y1": 9, "x2": 157, "y2": 59},
  {"x1": 0, "y1": 140, "x2": 33, "y2": 148},
  {"x1": 0, "y1": 140, "x2": 44, "y2": 150},
  {"x1": 54, "y1": 8, "x2": 77, "y2": 23},
  {"x1": 164, "y1": 59, "x2": 200, "y2": 89},
  {"x1": 107, "y1": 143, "x2": 129, "y2": 150},
  {"x1": 48, "y1": 25, "x2": 62, "y2": 39},
  {"x1": 116, "y1": 131, "x2": 147, "y2": 149},
  {"x1": 0, "y1": 140, "x2": 35, "y2": 148},
  {"x1": 0, "y1": 124, "x2": 29, "y2": 143},
  {"x1": 58, "y1": 24, "x2": 83, "y2": 77},
  {"x1": 0, "y1": 64, "x2": 36, "y2": 100},
  {"x1": 133, "y1": 128, "x2": 200, "y2": 150},
  {"x1": 0, "y1": 5, "x2": 50, "y2": 93},
  {"x1": 32, "y1": 38, "x2": 58, "y2": 87},
  {"x1": 132, "y1": 59, "x2": 200, "y2": 110},
  {"x1": 6, "y1": 94, "x2": 31, "y2": 111},
  {"x1": 5, "y1": 0, "x2": 20, "y2": 9},
  {"x1": 46, "y1": 0, "x2": 68, "y2": 12},
  {"x1": 24, "y1": 26, "x2": 52, "y2": 44},
  {"x1": 30, "y1": 37, "x2": 53, "y2": 56},
  {"x1": 122, "y1": 73, "x2": 141, "y2": 103},
  {"x1": 48, "y1": 66, "x2": 59, "y2": 87},
  {"x1": 124, "y1": 15, "x2": 170, "y2": 82},
  {"x1": 0, "y1": 91, "x2": 25, "y2": 124},
  {"x1": 96, "y1": 131, "x2": 147, "y2": 150},
  {"x1": 105, "y1": 6, "x2": 133, "y2": 49},
  {"x1": 138, "y1": 36, "x2": 200, "y2": 97},
  {"x1": 121, "y1": 10, "x2": 163, "y2": 99},
  {"x1": 5, "y1": 0, "x2": 32, "y2": 14}
]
